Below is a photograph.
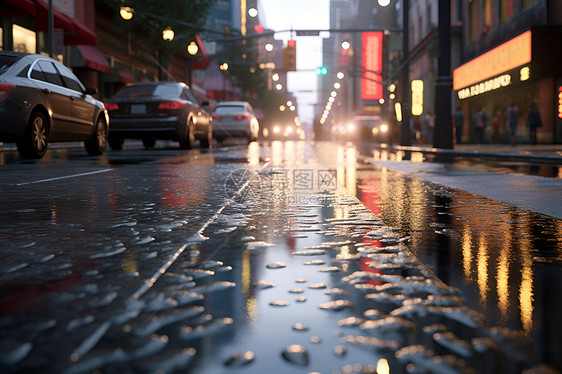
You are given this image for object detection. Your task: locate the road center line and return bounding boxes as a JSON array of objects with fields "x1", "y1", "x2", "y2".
[{"x1": 15, "y1": 169, "x2": 113, "y2": 186}]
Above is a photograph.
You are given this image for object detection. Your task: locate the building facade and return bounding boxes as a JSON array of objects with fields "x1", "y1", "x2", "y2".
[{"x1": 454, "y1": 0, "x2": 562, "y2": 144}]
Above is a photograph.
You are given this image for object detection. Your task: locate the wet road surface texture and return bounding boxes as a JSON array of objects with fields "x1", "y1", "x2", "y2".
[{"x1": 0, "y1": 141, "x2": 561, "y2": 373}]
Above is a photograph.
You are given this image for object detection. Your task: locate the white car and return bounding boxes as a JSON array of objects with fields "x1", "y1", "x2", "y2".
[{"x1": 212, "y1": 101, "x2": 259, "y2": 143}]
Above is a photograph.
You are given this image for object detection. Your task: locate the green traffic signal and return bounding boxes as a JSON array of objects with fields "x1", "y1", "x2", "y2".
[{"x1": 315, "y1": 67, "x2": 327, "y2": 75}]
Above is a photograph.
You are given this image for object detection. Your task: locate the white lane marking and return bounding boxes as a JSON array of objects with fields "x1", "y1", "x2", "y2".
[{"x1": 15, "y1": 169, "x2": 113, "y2": 186}]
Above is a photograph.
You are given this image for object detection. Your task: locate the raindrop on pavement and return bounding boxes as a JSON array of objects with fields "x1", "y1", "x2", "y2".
[
  {"x1": 224, "y1": 351, "x2": 255, "y2": 366},
  {"x1": 266, "y1": 262, "x2": 286, "y2": 269},
  {"x1": 281, "y1": 344, "x2": 309, "y2": 366}
]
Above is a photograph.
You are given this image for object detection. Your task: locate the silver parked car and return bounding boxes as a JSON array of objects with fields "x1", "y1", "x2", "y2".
[
  {"x1": 212, "y1": 101, "x2": 259, "y2": 143},
  {"x1": 0, "y1": 51, "x2": 108, "y2": 159},
  {"x1": 104, "y1": 82, "x2": 213, "y2": 150}
]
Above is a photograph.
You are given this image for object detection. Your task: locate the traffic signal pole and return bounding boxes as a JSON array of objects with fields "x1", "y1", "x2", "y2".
[
  {"x1": 433, "y1": 1, "x2": 454, "y2": 149},
  {"x1": 399, "y1": 0, "x2": 412, "y2": 146}
]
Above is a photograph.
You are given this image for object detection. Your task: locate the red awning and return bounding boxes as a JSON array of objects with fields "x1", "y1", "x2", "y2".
[
  {"x1": 34, "y1": 0, "x2": 74, "y2": 33},
  {"x1": 118, "y1": 70, "x2": 134, "y2": 83},
  {"x1": 190, "y1": 34, "x2": 210, "y2": 70},
  {"x1": 34, "y1": 0, "x2": 97, "y2": 45},
  {"x1": 72, "y1": 45, "x2": 110, "y2": 73},
  {"x1": 2, "y1": 0, "x2": 36, "y2": 16}
]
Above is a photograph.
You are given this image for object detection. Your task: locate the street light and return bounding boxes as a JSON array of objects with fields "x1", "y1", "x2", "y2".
[
  {"x1": 187, "y1": 41, "x2": 198, "y2": 55},
  {"x1": 120, "y1": 6, "x2": 134, "y2": 20},
  {"x1": 162, "y1": 27, "x2": 174, "y2": 41}
]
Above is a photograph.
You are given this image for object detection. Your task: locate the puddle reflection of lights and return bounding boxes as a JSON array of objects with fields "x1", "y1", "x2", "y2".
[
  {"x1": 285, "y1": 141, "x2": 296, "y2": 165},
  {"x1": 346, "y1": 146, "x2": 357, "y2": 196},
  {"x1": 477, "y1": 233, "x2": 489, "y2": 304},
  {"x1": 519, "y1": 222, "x2": 534, "y2": 334},
  {"x1": 272, "y1": 141, "x2": 283, "y2": 165},
  {"x1": 247, "y1": 141, "x2": 260, "y2": 165},
  {"x1": 497, "y1": 236, "x2": 510, "y2": 320},
  {"x1": 461, "y1": 225, "x2": 473, "y2": 280}
]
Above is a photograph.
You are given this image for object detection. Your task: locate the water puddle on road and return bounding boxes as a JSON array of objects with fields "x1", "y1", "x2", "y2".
[{"x1": 323, "y1": 143, "x2": 562, "y2": 371}]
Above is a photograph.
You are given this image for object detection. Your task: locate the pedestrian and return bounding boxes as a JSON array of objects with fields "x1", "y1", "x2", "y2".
[
  {"x1": 454, "y1": 106, "x2": 464, "y2": 144},
  {"x1": 506, "y1": 102, "x2": 519, "y2": 146},
  {"x1": 526, "y1": 103, "x2": 542, "y2": 145},
  {"x1": 490, "y1": 110, "x2": 502, "y2": 143},
  {"x1": 473, "y1": 107, "x2": 488, "y2": 144},
  {"x1": 424, "y1": 110, "x2": 435, "y2": 144}
]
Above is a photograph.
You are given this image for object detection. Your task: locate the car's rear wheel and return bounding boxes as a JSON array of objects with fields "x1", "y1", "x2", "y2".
[
  {"x1": 142, "y1": 137, "x2": 156, "y2": 148},
  {"x1": 17, "y1": 111, "x2": 48, "y2": 159},
  {"x1": 108, "y1": 136, "x2": 124, "y2": 150},
  {"x1": 85, "y1": 118, "x2": 107, "y2": 155},
  {"x1": 179, "y1": 119, "x2": 195, "y2": 149}
]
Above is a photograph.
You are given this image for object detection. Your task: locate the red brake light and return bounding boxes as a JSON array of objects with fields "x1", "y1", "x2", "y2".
[
  {"x1": 104, "y1": 102, "x2": 119, "y2": 111},
  {"x1": 158, "y1": 101, "x2": 186, "y2": 110},
  {"x1": 236, "y1": 114, "x2": 250, "y2": 120},
  {"x1": 213, "y1": 115, "x2": 221, "y2": 120},
  {"x1": 0, "y1": 83, "x2": 15, "y2": 102}
]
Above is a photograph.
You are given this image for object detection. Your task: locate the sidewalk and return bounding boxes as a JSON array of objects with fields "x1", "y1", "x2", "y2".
[{"x1": 388, "y1": 143, "x2": 562, "y2": 163}]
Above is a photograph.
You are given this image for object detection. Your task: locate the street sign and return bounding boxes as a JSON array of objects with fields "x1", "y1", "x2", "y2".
[{"x1": 296, "y1": 30, "x2": 320, "y2": 36}]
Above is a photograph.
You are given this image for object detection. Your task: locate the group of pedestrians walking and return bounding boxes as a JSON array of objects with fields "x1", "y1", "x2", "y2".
[{"x1": 453, "y1": 102, "x2": 542, "y2": 146}]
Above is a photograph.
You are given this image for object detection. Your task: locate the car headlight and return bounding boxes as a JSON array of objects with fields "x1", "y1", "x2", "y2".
[{"x1": 380, "y1": 124, "x2": 388, "y2": 133}]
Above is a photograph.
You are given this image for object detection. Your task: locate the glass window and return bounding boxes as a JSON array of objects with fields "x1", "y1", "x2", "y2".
[
  {"x1": 522, "y1": 0, "x2": 536, "y2": 11},
  {"x1": 483, "y1": 0, "x2": 492, "y2": 30},
  {"x1": 36, "y1": 60, "x2": 64, "y2": 86},
  {"x1": 55, "y1": 63, "x2": 84, "y2": 92},
  {"x1": 214, "y1": 105, "x2": 246, "y2": 115},
  {"x1": 500, "y1": 0, "x2": 515, "y2": 24},
  {"x1": 0, "y1": 55, "x2": 20, "y2": 74},
  {"x1": 469, "y1": 1, "x2": 479, "y2": 43},
  {"x1": 113, "y1": 84, "x2": 180, "y2": 98},
  {"x1": 13, "y1": 25, "x2": 35, "y2": 54},
  {"x1": 30, "y1": 63, "x2": 47, "y2": 82},
  {"x1": 183, "y1": 88, "x2": 199, "y2": 105}
]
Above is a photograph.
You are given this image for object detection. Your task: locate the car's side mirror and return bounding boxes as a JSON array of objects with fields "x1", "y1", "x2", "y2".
[{"x1": 85, "y1": 87, "x2": 98, "y2": 96}]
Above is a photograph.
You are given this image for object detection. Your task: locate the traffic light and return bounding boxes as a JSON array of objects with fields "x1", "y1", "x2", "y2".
[
  {"x1": 283, "y1": 40, "x2": 296, "y2": 72},
  {"x1": 315, "y1": 67, "x2": 327, "y2": 75}
]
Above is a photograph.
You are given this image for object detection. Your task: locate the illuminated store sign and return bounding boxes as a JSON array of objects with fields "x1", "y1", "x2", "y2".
[
  {"x1": 457, "y1": 74, "x2": 512, "y2": 100},
  {"x1": 558, "y1": 86, "x2": 562, "y2": 119},
  {"x1": 361, "y1": 31, "x2": 383, "y2": 101},
  {"x1": 453, "y1": 31, "x2": 531, "y2": 91},
  {"x1": 411, "y1": 80, "x2": 423, "y2": 115}
]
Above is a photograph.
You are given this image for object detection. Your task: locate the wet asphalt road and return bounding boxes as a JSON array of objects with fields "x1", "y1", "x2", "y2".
[{"x1": 0, "y1": 141, "x2": 561, "y2": 373}]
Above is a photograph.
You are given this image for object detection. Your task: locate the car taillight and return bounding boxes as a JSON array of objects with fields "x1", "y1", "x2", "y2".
[
  {"x1": 104, "y1": 102, "x2": 119, "y2": 110},
  {"x1": 236, "y1": 114, "x2": 250, "y2": 120},
  {"x1": 0, "y1": 83, "x2": 16, "y2": 103},
  {"x1": 158, "y1": 101, "x2": 186, "y2": 110},
  {"x1": 213, "y1": 115, "x2": 221, "y2": 120}
]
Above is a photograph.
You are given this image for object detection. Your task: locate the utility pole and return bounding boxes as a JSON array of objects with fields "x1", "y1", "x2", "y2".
[
  {"x1": 47, "y1": 0, "x2": 54, "y2": 57},
  {"x1": 399, "y1": 0, "x2": 411, "y2": 146},
  {"x1": 433, "y1": 0, "x2": 454, "y2": 149}
]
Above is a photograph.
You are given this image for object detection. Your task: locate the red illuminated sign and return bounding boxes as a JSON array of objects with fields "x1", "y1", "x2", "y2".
[
  {"x1": 361, "y1": 31, "x2": 383, "y2": 101},
  {"x1": 558, "y1": 86, "x2": 562, "y2": 119}
]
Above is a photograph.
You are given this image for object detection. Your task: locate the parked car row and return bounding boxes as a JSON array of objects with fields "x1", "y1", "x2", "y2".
[{"x1": 0, "y1": 51, "x2": 260, "y2": 159}]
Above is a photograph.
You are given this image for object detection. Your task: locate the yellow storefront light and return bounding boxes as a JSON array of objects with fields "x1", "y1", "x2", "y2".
[
  {"x1": 411, "y1": 79, "x2": 424, "y2": 116},
  {"x1": 395, "y1": 103, "x2": 402, "y2": 122}
]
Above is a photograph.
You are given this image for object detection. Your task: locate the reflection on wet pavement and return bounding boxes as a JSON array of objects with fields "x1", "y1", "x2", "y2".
[{"x1": 0, "y1": 141, "x2": 560, "y2": 373}]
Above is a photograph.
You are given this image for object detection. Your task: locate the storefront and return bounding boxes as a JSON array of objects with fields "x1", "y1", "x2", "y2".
[{"x1": 453, "y1": 27, "x2": 562, "y2": 144}]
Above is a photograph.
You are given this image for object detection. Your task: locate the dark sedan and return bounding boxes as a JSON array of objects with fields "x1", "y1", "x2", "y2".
[
  {"x1": 104, "y1": 82, "x2": 213, "y2": 150},
  {"x1": 0, "y1": 51, "x2": 108, "y2": 159}
]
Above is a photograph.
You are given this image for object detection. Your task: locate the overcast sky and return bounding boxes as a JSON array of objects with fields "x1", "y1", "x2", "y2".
[{"x1": 260, "y1": 0, "x2": 331, "y2": 126}]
